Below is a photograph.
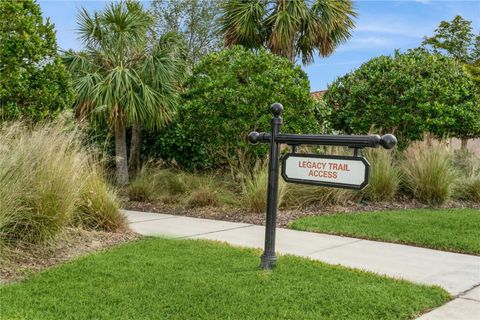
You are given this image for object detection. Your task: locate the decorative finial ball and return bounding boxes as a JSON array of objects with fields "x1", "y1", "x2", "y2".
[
  {"x1": 248, "y1": 131, "x2": 260, "y2": 144},
  {"x1": 380, "y1": 134, "x2": 397, "y2": 149},
  {"x1": 270, "y1": 103, "x2": 284, "y2": 116}
]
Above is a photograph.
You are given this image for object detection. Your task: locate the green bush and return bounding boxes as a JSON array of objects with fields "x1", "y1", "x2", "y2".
[
  {"x1": 363, "y1": 149, "x2": 400, "y2": 202},
  {"x1": 0, "y1": 120, "x2": 124, "y2": 246},
  {"x1": 0, "y1": 0, "x2": 73, "y2": 121},
  {"x1": 324, "y1": 49, "x2": 480, "y2": 147},
  {"x1": 153, "y1": 46, "x2": 320, "y2": 170},
  {"x1": 400, "y1": 140, "x2": 457, "y2": 205}
]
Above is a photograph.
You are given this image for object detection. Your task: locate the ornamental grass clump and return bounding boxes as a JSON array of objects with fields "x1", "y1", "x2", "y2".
[
  {"x1": 283, "y1": 184, "x2": 356, "y2": 209},
  {"x1": 400, "y1": 140, "x2": 456, "y2": 205},
  {"x1": 75, "y1": 165, "x2": 125, "y2": 231},
  {"x1": 241, "y1": 162, "x2": 286, "y2": 213},
  {"x1": 0, "y1": 120, "x2": 124, "y2": 246},
  {"x1": 362, "y1": 148, "x2": 400, "y2": 202},
  {"x1": 127, "y1": 164, "x2": 160, "y2": 202},
  {"x1": 453, "y1": 150, "x2": 480, "y2": 203}
]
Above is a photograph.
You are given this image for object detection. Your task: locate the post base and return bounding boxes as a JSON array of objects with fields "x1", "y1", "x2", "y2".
[{"x1": 260, "y1": 254, "x2": 277, "y2": 270}]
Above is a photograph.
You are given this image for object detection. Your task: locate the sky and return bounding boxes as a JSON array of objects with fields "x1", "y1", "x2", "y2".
[{"x1": 39, "y1": 0, "x2": 480, "y2": 91}]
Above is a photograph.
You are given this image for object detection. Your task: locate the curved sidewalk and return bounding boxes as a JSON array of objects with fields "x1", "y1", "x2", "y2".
[{"x1": 124, "y1": 209, "x2": 480, "y2": 319}]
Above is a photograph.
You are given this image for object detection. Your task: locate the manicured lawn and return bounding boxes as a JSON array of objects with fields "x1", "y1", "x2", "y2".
[
  {"x1": 1, "y1": 238, "x2": 448, "y2": 320},
  {"x1": 290, "y1": 209, "x2": 480, "y2": 255}
]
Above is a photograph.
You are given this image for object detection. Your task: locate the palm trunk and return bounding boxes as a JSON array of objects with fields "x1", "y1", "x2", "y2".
[
  {"x1": 461, "y1": 138, "x2": 468, "y2": 150},
  {"x1": 114, "y1": 119, "x2": 129, "y2": 186},
  {"x1": 129, "y1": 123, "x2": 142, "y2": 174}
]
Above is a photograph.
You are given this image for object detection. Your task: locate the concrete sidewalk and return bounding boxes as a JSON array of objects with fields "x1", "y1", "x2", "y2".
[{"x1": 124, "y1": 209, "x2": 480, "y2": 319}]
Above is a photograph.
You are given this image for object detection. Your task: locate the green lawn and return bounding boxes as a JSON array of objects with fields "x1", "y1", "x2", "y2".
[
  {"x1": 290, "y1": 209, "x2": 480, "y2": 255},
  {"x1": 1, "y1": 238, "x2": 448, "y2": 320}
]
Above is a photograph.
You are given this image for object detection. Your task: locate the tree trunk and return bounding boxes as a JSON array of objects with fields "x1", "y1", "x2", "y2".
[
  {"x1": 461, "y1": 138, "x2": 469, "y2": 150},
  {"x1": 114, "y1": 119, "x2": 129, "y2": 186},
  {"x1": 129, "y1": 123, "x2": 142, "y2": 174}
]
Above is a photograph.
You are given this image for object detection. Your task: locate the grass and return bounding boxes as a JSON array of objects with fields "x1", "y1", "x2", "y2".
[
  {"x1": 290, "y1": 209, "x2": 480, "y2": 255},
  {"x1": 127, "y1": 164, "x2": 238, "y2": 208},
  {"x1": 363, "y1": 148, "x2": 400, "y2": 202},
  {"x1": 0, "y1": 119, "x2": 125, "y2": 246},
  {"x1": 400, "y1": 140, "x2": 456, "y2": 205},
  {"x1": 0, "y1": 238, "x2": 449, "y2": 320},
  {"x1": 241, "y1": 162, "x2": 286, "y2": 213},
  {"x1": 454, "y1": 150, "x2": 480, "y2": 203}
]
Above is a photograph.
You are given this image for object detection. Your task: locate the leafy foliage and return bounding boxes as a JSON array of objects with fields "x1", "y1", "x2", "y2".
[
  {"x1": 0, "y1": 0, "x2": 73, "y2": 121},
  {"x1": 153, "y1": 46, "x2": 320, "y2": 170},
  {"x1": 324, "y1": 49, "x2": 480, "y2": 146},
  {"x1": 219, "y1": 0, "x2": 356, "y2": 64},
  {"x1": 422, "y1": 15, "x2": 480, "y2": 90},
  {"x1": 422, "y1": 15, "x2": 479, "y2": 64},
  {"x1": 151, "y1": 0, "x2": 221, "y2": 68}
]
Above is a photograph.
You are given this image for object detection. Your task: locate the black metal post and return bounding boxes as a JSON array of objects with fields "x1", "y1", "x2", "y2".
[{"x1": 261, "y1": 103, "x2": 283, "y2": 270}]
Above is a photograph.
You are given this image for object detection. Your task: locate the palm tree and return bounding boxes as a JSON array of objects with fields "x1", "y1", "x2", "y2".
[
  {"x1": 219, "y1": 0, "x2": 356, "y2": 64},
  {"x1": 64, "y1": 1, "x2": 184, "y2": 185}
]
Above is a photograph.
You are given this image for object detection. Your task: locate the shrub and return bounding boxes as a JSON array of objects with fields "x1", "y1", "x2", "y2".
[
  {"x1": 0, "y1": 120, "x2": 124, "y2": 246},
  {"x1": 400, "y1": 140, "x2": 456, "y2": 205},
  {"x1": 324, "y1": 49, "x2": 480, "y2": 147},
  {"x1": 362, "y1": 149, "x2": 400, "y2": 202},
  {"x1": 153, "y1": 46, "x2": 320, "y2": 170},
  {"x1": 0, "y1": 0, "x2": 73, "y2": 121}
]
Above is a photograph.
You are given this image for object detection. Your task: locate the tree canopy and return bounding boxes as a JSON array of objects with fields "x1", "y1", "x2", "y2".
[
  {"x1": 153, "y1": 46, "x2": 320, "y2": 170},
  {"x1": 0, "y1": 0, "x2": 72, "y2": 121},
  {"x1": 324, "y1": 49, "x2": 480, "y2": 147},
  {"x1": 422, "y1": 15, "x2": 480, "y2": 91},
  {"x1": 422, "y1": 15, "x2": 479, "y2": 65},
  {"x1": 151, "y1": 0, "x2": 221, "y2": 68},
  {"x1": 219, "y1": 0, "x2": 356, "y2": 64}
]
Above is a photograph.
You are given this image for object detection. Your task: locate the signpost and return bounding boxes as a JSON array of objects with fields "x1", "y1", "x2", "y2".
[
  {"x1": 282, "y1": 154, "x2": 370, "y2": 190},
  {"x1": 248, "y1": 103, "x2": 397, "y2": 270}
]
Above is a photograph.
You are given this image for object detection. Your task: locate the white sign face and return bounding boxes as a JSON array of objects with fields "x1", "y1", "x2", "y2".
[{"x1": 281, "y1": 154, "x2": 370, "y2": 190}]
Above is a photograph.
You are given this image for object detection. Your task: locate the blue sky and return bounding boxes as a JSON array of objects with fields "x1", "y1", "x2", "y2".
[{"x1": 39, "y1": 0, "x2": 480, "y2": 91}]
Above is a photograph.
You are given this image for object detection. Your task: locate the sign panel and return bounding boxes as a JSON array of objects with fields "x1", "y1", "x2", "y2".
[{"x1": 281, "y1": 153, "x2": 370, "y2": 190}]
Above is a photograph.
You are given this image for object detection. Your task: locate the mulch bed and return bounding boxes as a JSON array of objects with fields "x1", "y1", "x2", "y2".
[
  {"x1": 0, "y1": 228, "x2": 139, "y2": 284},
  {"x1": 124, "y1": 199, "x2": 480, "y2": 228}
]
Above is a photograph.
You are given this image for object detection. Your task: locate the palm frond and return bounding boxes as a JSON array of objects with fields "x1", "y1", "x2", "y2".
[
  {"x1": 220, "y1": 0, "x2": 267, "y2": 49},
  {"x1": 67, "y1": 0, "x2": 183, "y2": 130}
]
